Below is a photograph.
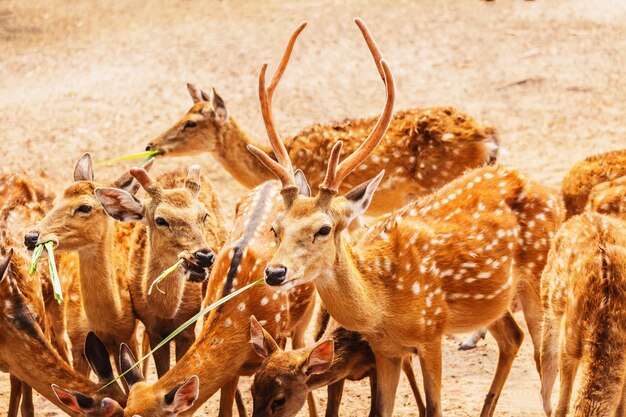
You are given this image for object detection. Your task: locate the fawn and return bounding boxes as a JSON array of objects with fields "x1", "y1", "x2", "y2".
[
  {"x1": 540, "y1": 212, "x2": 626, "y2": 417},
  {"x1": 247, "y1": 19, "x2": 563, "y2": 417},
  {"x1": 145, "y1": 22, "x2": 498, "y2": 216},
  {"x1": 250, "y1": 312, "x2": 426, "y2": 417}
]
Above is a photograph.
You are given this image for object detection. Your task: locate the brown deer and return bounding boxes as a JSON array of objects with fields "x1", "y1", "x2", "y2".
[
  {"x1": 561, "y1": 149, "x2": 626, "y2": 219},
  {"x1": 0, "y1": 248, "x2": 127, "y2": 416},
  {"x1": 540, "y1": 212, "x2": 626, "y2": 417},
  {"x1": 95, "y1": 162, "x2": 227, "y2": 377},
  {"x1": 250, "y1": 313, "x2": 426, "y2": 417},
  {"x1": 246, "y1": 19, "x2": 564, "y2": 417},
  {"x1": 144, "y1": 24, "x2": 499, "y2": 217},
  {"x1": 104, "y1": 179, "x2": 316, "y2": 417},
  {"x1": 586, "y1": 174, "x2": 626, "y2": 219}
]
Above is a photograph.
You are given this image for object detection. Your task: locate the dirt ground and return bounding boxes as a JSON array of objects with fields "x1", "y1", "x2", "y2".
[{"x1": 1, "y1": 0, "x2": 625, "y2": 415}]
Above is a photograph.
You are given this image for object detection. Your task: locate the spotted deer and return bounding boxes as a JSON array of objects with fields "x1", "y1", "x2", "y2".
[
  {"x1": 540, "y1": 212, "x2": 626, "y2": 417},
  {"x1": 144, "y1": 23, "x2": 498, "y2": 217},
  {"x1": 250, "y1": 313, "x2": 426, "y2": 417},
  {"x1": 103, "y1": 179, "x2": 316, "y2": 417},
  {"x1": 95, "y1": 161, "x2": 226, "y2": 377},
  {"x1": 0, "y1": 249, "x2": 127, "y2": 416},
  {"x1": 561, "y1": 149, "x2": 626, "y2": 219},
  {"x1": 246, "y1": 19, "x2": 564, "y2": 417}
]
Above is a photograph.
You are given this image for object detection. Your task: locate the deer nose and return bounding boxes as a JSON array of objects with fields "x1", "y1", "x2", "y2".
[
  {"x1": 265, "y1": 265, "x2": 287, "y2": 286},
  {"x1": 194, "y1": 249, "x2": 214, "y2": 268},
  {"x1": 145, "y1": 143, "x2": 153, "y2": 151},
  {"x1": 24, "y1": 232, "x2": 40, "y2": 249}
]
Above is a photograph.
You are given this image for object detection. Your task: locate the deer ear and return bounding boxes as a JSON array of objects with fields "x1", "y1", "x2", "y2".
[
  {"x1": 0, "y1": 249, "x2": 14, "y2": 283},
  {"x1": 119, "y1": 343, "x2": 144, "y2": 388},
  {"x1": 164, "y1": 376, "x2": 200, "y2": 414},
  {"x1": 184, "y1": 164, "x2": 201, "y2": 198},
  {"x1": 294, "y1": 169, "x2": 311, "y2": 197},
  {"x1": 187, "y1": 83, "x2": 207, "y2": 104},
  {"x1": 250, "y1": 315, "x2": 279, "y2": 358},
  {"x1": 95, "y1": 188, "x2": 145, "y2": 223},
  {"x1": 302, "y1": 340, "x2": 334, "y2": 375},
  {"x1": 73, "y1": 153, "x2": 94, "y2": 182},
  {"x1": 52, "y1": 385, "x2": 95, "y2": 414},
  {"x1": 111, "y1": 159, "x2": 154, "y2": 195},
  {"x1": 84, "y1": 332, "x2": 114, "y2": 382},
  {"x1": 211, "y1": 88, "x2": 228, "y2": 125},
  {"x1": 343, "y1": 170, "x2": 385, "y2": 224}
]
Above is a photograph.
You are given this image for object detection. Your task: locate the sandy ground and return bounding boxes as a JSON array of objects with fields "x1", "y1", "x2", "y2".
[{"x1": 1, "y1": 0, "x2": 625, "y2": 415}]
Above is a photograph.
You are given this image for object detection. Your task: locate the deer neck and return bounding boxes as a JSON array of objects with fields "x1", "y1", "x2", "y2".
[
  {"x1": 314, "y1": 239, "x2": 382, "y2": 334},
  {"x1": 213, "y1": 117, "x2": 279, "y2": 189},
  {"x1": 77, "y1": 222, "x2": 125, "y2": 325},
  {"x1": 143, "y1": 234, "x2": 186, "y2": 319}
]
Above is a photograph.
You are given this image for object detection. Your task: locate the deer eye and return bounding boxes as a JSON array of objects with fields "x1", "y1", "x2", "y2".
[
  {"x1": 183, "y1": 120, "x2": 197, "y2": 130},
  {"x1": 271, "y1": 396, "x2": 286, "y2": 412},
  {"x1": 270, "y1": 227, "x2": 278, "y2": 238},
  {"x1": 155, "y1": 217, "x2": 169, "y2": 227},
  {"x1": 314, "y1": 225, "x2": 332, "y2": 240},
  {"x1": 203, "y1": 213, "x2": 209, "y2": 223},
  {"x1": 75, "y1": 205, "x2": 92, "y2": 214}
]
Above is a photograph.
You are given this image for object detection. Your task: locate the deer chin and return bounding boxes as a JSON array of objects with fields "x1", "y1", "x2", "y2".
[{"x1": 182, "y1": 260, "x2": 208, "y2": 283}]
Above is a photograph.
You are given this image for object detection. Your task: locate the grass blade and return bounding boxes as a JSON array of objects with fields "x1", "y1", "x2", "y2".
[
  {"x1": 96, "y1": 150, "x2": 162, "y2": 165},
  {"x1": 147, "y1": 258, "x2": 185, "y2": 295},
  {"x1": 28, "y1": 244, "x2": 45, "y2": 275},
  {"x1": 44, "y1": 242, "x2": 63, "y2": 303},
  {"x1": 99, "y1": 277, "x2": 265, "y2": 390}
]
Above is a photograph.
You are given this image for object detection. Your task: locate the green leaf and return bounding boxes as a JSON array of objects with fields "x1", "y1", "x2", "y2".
[
  {"x1": 96, "y1": 150, "x2": 162, "y2": 165},
  {"x1": 44, "y1": 242, "x2": 63, "y2": 303},
  {"x1": 99, "y1": 277, "x2": 265, "y2": 391},
  {"x1": 147, "y1": 258, "x2": 185, "y2": 295},
  {"x1": 28, "y1": 244, "x2": 45, "y2": 275}
]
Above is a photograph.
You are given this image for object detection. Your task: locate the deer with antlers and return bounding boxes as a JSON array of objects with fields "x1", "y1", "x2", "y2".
[
  {"x1": 144, "y1": 22, "x2": 498, "y2": 217},
  {"x1": 540, "y1": 212, "x2": 626, "y2": 417},
  {"x1": 0, "y1": 248, "x2": 127, "y2": 416},
  {"x1": 250, "y1": 312, "x2": 426, "y2": 417},
  {"x1": 246, "y1": 19, "x2": 564, "y2": 417}
]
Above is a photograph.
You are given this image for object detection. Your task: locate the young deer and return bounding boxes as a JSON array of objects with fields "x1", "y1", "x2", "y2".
[
  {"x1": 561, "y1": 149, "x2": 626, "y2": 219},
  {"x1": 0, "y1": 249, "x2": 127, "y2": 416},
  {"x1": 250, "y1": 313, "x2": 426, "y2": 417},
  {"x1": 247, "y1": 19, "x2": 563, "y2": 417},
  {"x1": 540, "y1": 212, "x2": 626, "y2": 417},
  {"x1": 144, "y1": 23, "x2": 499, "y2": 216},
  {"x1": 95, "y1": 162, "x2": 227, "y2": 377},
  {"x1": 108, "y1": 179, "x2": 316, "y2": 417}
]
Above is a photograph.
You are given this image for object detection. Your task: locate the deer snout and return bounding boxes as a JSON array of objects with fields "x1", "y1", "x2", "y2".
[
  {"x1": 24, "y1": 231, "x2": 40, "y2": 250},
  {"x1": 194, "y1": 249, "x2": 215, "y2": 268},
  {"x1": 145, "y1": 143, "x2": 154, "y2": 151},
  {"x1": 265, "y1": 265, "x2": 287, "y2": 286}
]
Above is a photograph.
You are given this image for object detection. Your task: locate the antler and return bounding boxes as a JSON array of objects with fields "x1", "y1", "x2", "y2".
[
  {"x1": 247, "y1": 22, "x2": 307, "y2": 204},
  {"x1": 319, "y1": 18, "x2": 395, "y2": 193},
  {"x1": 130, "y1": 166, "x2": 163, "y2": 201}
]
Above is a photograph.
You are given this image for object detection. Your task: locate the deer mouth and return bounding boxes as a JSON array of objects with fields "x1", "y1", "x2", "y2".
[{"x1": 183, "y1": 260, "x2": 208, "y2": 283}]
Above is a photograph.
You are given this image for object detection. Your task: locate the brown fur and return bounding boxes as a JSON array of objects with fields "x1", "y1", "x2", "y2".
[
  {"x1": 147, "y1": 88, "x2": 499, "y2": 216},
  {"x1": 561, "y1": 149, "x2": 626, "y2": 219},
  {"x1": 118, "y1": 181, "x2": 316, "y2": 417},
  {"x1": 586, "y1": 174, "x2": 626, "y2": 219},
  {"x1": 540, "y1": 212, "x2": 626, "y2": 417}
]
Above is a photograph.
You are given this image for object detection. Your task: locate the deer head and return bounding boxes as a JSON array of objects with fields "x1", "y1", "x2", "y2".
[
  {"x1": 247, "y1": 19, "x2": 395, "y2": 288},
  {"x1": 145, "y1": 84, "x2": 229, "y2": 156},
  {"x1": 24, "y1": 153, "x2": 149, "y2": 252},
  {"x1": 94, "y1": 164, "x2": 215, "y2": 282},
  {"x1": 249, "y1": 316, "x2": 334, "y2": 417},
  {"x1": 105, "y1": 344, "x2": 199, "y2": 417}
]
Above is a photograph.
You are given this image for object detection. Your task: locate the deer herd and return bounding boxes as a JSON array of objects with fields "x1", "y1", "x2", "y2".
[{"x1": 1, "y1": 18, "x2": 625, "y2": 417}]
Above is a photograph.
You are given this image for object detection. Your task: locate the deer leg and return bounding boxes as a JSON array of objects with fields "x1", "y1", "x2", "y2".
[
  {"x1": 554, "y1": 350, "x2": 579, "y2": 417},
  {"x1": 417, "y1": 338, "x2": 443, "y2": 417},
  {"x1": 373, "y1": 353, "x2": 403, "y2": 417},
  {"x1": 540, "y1": 312, "x2": 560, "y2": 417},
  {"x1": 291, "y1": 299, "x2": 318, "y2": 417},
  {"x1": 402, "y1": 356, "x2": 426, "y2": 417},
  {"x1": 519, "y1": 283, "x2": 543, "y2": 376},
  {"x1": 480, "y1": 311, "x2": 524, "y2": 417},
  {"x1": 235, "y1": 389, "x2": 248, "y2": 417},
  {"x1": 149, "y1": 333, "x2": 171, "y2": 377},
  {"x1": 368, "y1": 369, "x2": 378, "y2": 417},
  {"x1": 8, "y1": 375, "x2": 22, "y2": 417},
  {"x1": 19, "y1": 383, "x2": 34, "y2": 417},
  {"x1": 325, "y1": 379, "x2": 346, "y2": 417},
  {"x1": 141, "y1": 330, "x2": 151, "y2": 378},
  {"x1": 218, "y1": 376, "x2": 241, "y2": 417}
]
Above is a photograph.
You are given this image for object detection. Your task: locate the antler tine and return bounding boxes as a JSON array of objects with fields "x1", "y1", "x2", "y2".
[
  {"x1": 320, "y1": 141, "x2": 344, "y2": 190},
  {"x1": 267, "y1": 21, "x2": 307, "y2": 100},
  {"x1": 354, "y1": 18, "x2": 385, "y2": 81}
]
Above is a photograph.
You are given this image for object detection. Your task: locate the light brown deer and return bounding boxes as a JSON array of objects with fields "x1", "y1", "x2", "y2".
[
  {"x1": 561, "y1": 149, "x2": 626, "y2": 219},
  {"x1": 0, "y1": 248, "x2": 127, "y2": 416},
  {"x1": 250, "y1": 313, "x2": 426, "y2": 417},
  {"x1": 104, "y1": 179, "x2": 316, "y2": 417},
  {"x1": 246, "y1": 19, "x2": 564, "y2": 417},
  {"x1": 540, "y1": 212, "x2": 626, "y2": 417},
  {"x1": 586, "y1": 174, "x2": 626, "y2": 219},
  {"x1": 95, "y1": 162, "x2": 227, "y2": 377},
  {"x1": 144, "y1": 24, "x2": 498, "y2": 217}
]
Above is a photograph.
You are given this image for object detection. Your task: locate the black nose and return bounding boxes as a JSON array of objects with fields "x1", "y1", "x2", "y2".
[
  {"x1": 194, "y1": 249, "x2": 214, "y2": 268},
  {"x1": 24, "y1": 232, "x2": 39, "y2": 249},
  {"x1": 145, "y1": 144, "x2": 153, "y2": 151},
  {"x1": 265, "y1": 266, "x2": 287, "y2": 286}
]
